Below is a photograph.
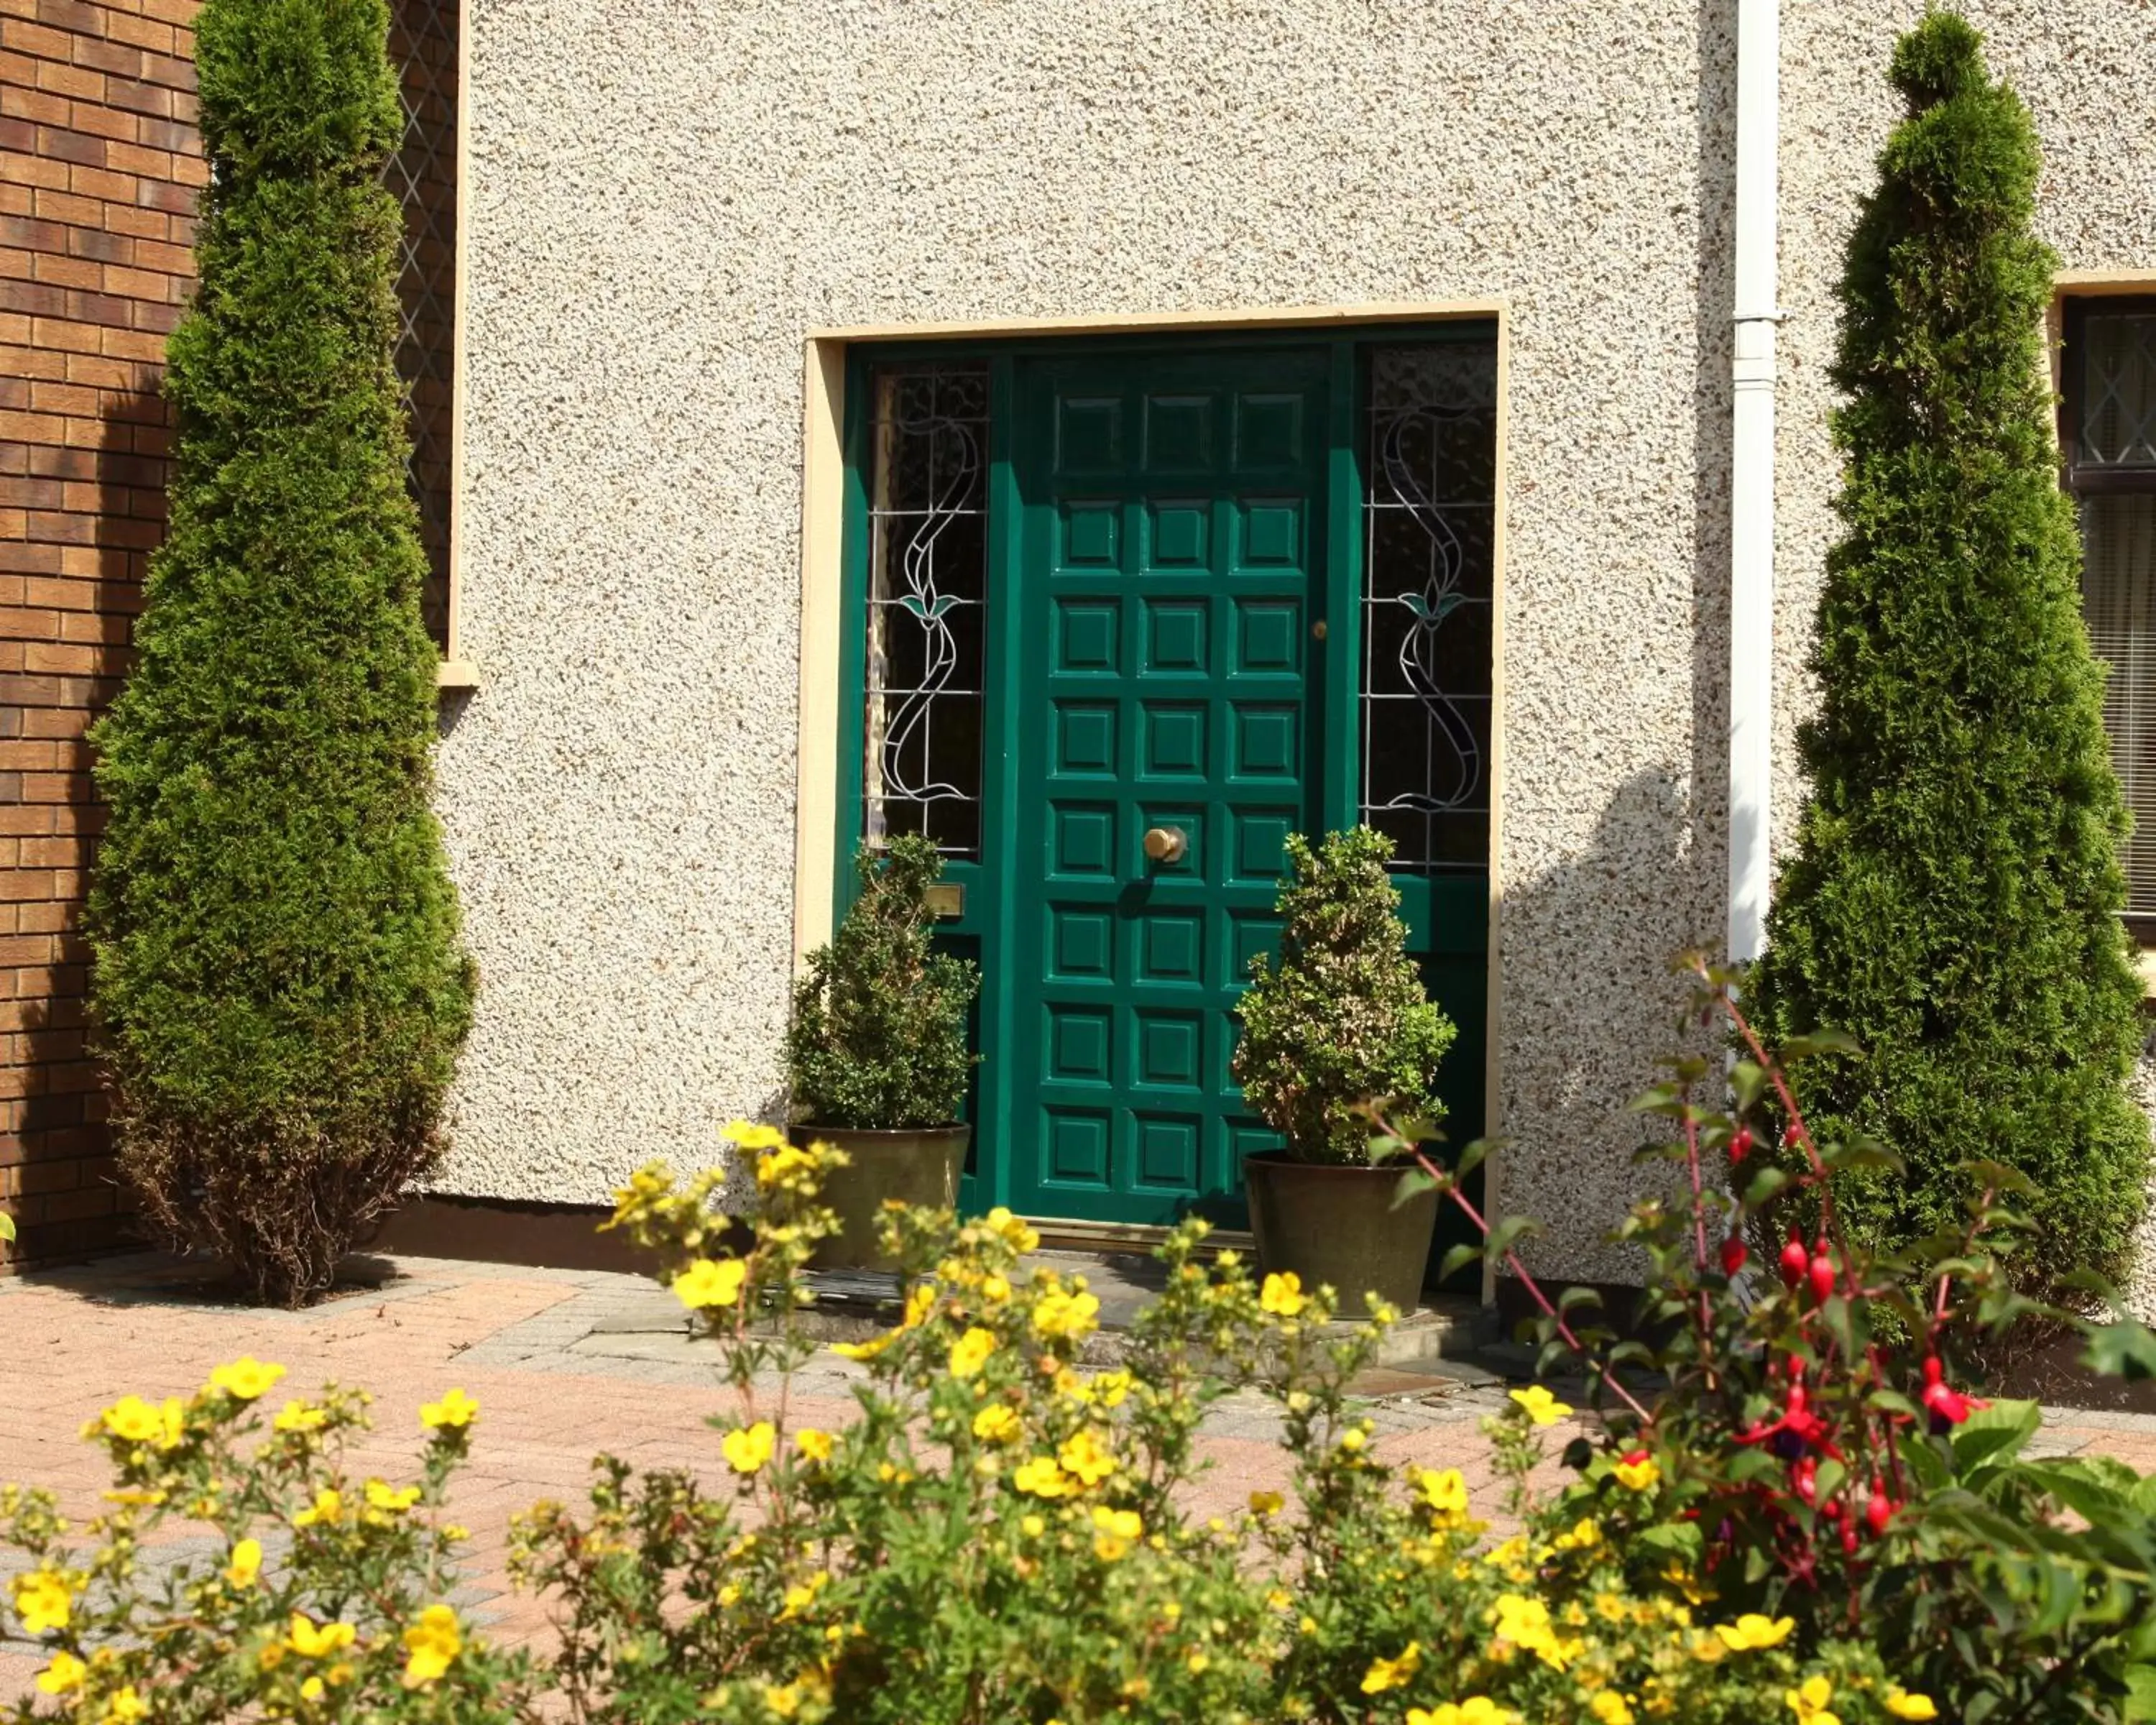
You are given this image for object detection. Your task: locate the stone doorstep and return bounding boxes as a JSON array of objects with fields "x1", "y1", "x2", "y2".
[{"x1": 579, "y1": 1247, "x2": 1505, "y2": 1394}]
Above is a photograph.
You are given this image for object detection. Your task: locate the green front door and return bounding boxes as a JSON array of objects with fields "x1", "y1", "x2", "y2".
[{"x1": 1005, "y1": 349, "x2": 1331, "y2": 1228}]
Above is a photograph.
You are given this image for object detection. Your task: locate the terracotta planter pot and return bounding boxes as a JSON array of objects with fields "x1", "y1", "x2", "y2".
[
  {"x1": 1244, "y1": 1150, "x2": 1439, "y2": 1318},
  {"x1": 791, "y1": 1123, "x2": 971, "y2": 1272}
]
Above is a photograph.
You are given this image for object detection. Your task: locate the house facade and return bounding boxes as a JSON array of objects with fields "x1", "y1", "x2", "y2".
[{"x1": 4, "y1": 0, "x2": 2155, "y2": 1310}]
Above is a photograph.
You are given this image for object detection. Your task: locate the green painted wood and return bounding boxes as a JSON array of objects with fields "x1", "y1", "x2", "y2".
[
  {"x1": 1003, "y1": 347, "x2": 1330, "y2": 1228},
  {"x1": 835, "y1": 328, "x2": 1498, "y2": 1257}
]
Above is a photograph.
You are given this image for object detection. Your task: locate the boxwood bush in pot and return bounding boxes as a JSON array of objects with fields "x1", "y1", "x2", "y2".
[
  {"x1": 784, "y1": 836, "x2": 980, "y2": 1269},
  {"x1": 1233, "y1": 826, "x2": 1456, "y2": 1317}
]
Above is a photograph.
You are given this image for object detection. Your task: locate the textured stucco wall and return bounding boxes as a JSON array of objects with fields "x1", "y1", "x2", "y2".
[{"x1": 435, "y1": 0, "x2": 2156, "y2": 1294}]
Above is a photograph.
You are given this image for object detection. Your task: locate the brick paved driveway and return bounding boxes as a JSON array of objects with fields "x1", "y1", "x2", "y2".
[{"x1": 5, "y1": 1251, "x2": 2154, "y2": 1699}]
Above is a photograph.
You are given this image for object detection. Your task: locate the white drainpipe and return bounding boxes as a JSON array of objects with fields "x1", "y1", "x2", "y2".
[{"x1": 1728, "y1": 0, "x2": 1782, "y2": 964}]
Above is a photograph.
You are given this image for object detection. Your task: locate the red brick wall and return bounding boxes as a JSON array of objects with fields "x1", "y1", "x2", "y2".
[{"x1": 0, "y1": 0, "x2": 200, "y2": 1269}]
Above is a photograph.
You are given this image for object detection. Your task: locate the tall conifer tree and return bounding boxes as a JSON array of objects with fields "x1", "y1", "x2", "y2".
[
  {"x1": 86, "y1": 0, "x2": 474, "y2": 1305},
  {"x1": 1750, "y1": 13, "x2": 2149, "y2": 1295}
]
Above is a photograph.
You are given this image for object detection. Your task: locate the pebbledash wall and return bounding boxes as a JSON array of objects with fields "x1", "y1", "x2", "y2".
[
  {"x1": 434, "y1": 0, "x2": 2156, "y2": 1297},
  {"x1": 6, "y1": 0, "x2": 2155, "y2": 1302}
]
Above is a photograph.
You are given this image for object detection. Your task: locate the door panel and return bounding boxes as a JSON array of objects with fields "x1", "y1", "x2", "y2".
[{"x1": 1007, "y1": 349, "x2": 1329, "y2": 1228}]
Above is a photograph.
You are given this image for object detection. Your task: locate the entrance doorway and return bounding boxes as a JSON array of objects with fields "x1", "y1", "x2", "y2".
[{"x1": 834, "y1": 326, "x2": 1497, "y2": 1247}]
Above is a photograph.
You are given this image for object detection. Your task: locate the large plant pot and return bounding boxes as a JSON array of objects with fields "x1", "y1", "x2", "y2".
[
  {"x1": 1245, "y1": 1150, "x2": 1439, "y2": 1319},
  {"x1": 793, "y1": 1123, "x2": 972, "y2": 1272}
]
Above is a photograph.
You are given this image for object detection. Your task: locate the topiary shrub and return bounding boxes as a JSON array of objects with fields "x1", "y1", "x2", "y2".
[
  {"x1": 83, "y1": 0, "x2": 474, "y2": 1307},
  {"x1": 1747, "y1": 12, "x2": 2150, "y2": 1297},
  {"x1": 785, "y1": 837, "x2": 979, "y2": 1130},
  {"x1": 1233, "y1": 827, "x2": 1455, "y2": 1164}
]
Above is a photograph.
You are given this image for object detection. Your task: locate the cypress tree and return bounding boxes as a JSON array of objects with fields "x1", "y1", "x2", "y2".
[
  {"x1": 1749, "y1": 12, "x2": 2150, "y2": 1296},
  {"x1": 86, "y1": 0, "x2": 474, "y2": 1305}
]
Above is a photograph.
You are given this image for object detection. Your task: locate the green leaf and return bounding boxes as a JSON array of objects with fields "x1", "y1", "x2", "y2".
[
  {"x1": 1952, "y1": 1399, "x2": 2041, "y2": 1473},
  {"x1": 2083, "y1": 1319, "x2": 2156, "y2": 1382},
  {"x1": 1742, "y1": 1167, "x2": 1791, "y2": 1208},
  {"x1": 1777, "y1": 1029, "x2": 1864, "y2": 1059},
  {"x1": 2122, "y1": 1664, "x2": 2156, "y2": 1722},
  {"x1": 0, "y1": 1210, "x2": 14, "y2": 1244},
  {"x1": 1818, "y1": 1135, "x2": 1906, "y2": 1177},
  {"x1": 1439, "y1": 1243, "x2": 1481, "y2": 1283},
  {"x1": 1452, "y1": 1137, "x2": 1496, "y2": 1177},
  {"x1": 1557, "y1": 1285, "x2": 1603, "y2": 1315},
  {"x1": 1728, "y1": 1060, "x2": 1767, "y2": 1114},
  {"x1": 1957, "y1": 1158, "x2": 2038, "y2": 1198},
  {"x1": 1389, "y1": 1169, "x2": 1440, "y2": 1209}
]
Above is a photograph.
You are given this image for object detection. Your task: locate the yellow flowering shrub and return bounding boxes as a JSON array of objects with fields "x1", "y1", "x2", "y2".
[{"x1": 2, "y1": 1366, "x2": 526, "y2": 1722}]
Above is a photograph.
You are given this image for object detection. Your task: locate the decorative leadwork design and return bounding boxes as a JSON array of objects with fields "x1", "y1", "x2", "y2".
[
  {"x1": 2079, "y1": 313, "x2": 2156, "y2": 472},
  {"x1": 384, "y1": 0, "x2": 459, "y2": 648},
  {"x1": 1360, "y1": 343, "x2": 1498, "y2": 873},
  {"x1": 865, "y1": 365, "x2": 990, "y2": 857}
]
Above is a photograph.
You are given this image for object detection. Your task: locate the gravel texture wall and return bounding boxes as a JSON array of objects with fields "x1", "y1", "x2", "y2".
[{"x1": 436, "y1": 0, "x2": 2156, "y2": 1295}]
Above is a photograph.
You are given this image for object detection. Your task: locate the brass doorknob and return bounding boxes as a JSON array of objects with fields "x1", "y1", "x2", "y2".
[{"x1": 1143, "y1": 826, "x2": 1188, "y2": 864}]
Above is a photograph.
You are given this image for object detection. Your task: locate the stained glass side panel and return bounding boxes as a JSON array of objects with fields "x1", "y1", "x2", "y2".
[
  {"x1": 385, "y1": 0, "x2": 459, "y2": 648},
  {"x1": 865, "y1": 365, "x2": 990, "y2": 857},
  {"x1": 1360, "y1": 343, "x2": 1499, "y2": 873}
]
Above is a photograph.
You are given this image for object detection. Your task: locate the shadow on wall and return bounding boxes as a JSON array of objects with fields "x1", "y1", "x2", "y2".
[
  {"x1": 6, "y1": 385, "x2": 167, "y2": 1268},
  {"x1": 1496, "y1": 766, "x2": 1724, "y2": 1291}
]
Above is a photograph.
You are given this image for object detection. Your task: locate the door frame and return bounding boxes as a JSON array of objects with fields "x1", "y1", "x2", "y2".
[{"x1": 791, "y1": 302, "x2": 1510, "y2": 1294}]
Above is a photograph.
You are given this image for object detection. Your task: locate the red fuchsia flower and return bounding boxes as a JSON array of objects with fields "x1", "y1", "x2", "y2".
[
  {"x1": 1720, "y1": 1236, "x2": 1749, "y2": 1276},
  {"x1": 1792, "y1": 1454, "x2": 1819, "y2": 1506},
  {"x1": 1735, "y1": 1376, "x2": 1843, "y2": 1463},
  {"x1": 1779, "y1": 1231, "x2": 1810, "y2": 1289},
  {"x1": 1728, "y1": 1125, "x2": 1754, "y2": 1165},
  {"x1": 1920, "y1": 1356, "x2": 1987, "y2": 1433},
  {"x1": 1864, "y1": 1478, "x2": 1896, "y2": 1536},
  {"x1": 1807, "y1": 1241, "x2": 1838, "y2": 1305}
]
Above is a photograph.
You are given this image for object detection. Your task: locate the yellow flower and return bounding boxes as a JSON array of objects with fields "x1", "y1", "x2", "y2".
[
  {"x1": 420, "y1": 1388, "x2": 479, "y2": 1430},
  {"x1": 1509, "y1": 1385, "x2": 1572, "y2": 1426},
  {"x1": 292, "y1": 1488, "x2": 343, "y2": 1529},
  {"x1": 273, "y1": 1399, "x2": 327, "y2": 1434},
  {"x1": 401, "y1": 1603, "x2": 463, "y2": 1688},
  {"x1": 973, "y1": 1404, "x2": 1022, "y2": 1444},
  {"x1": 949, "y1": 1325, "x2": 998, "y2": 1379},
  {"x1": 100, "y1": 1394, "x2": 167, "y2": 1445},
  {"x1": 1591, "y1": 1694, "x2": 1636, "y2": 1725},
  {"x1": 764, "y1": 1681, "x2": 802, "y2": 1718},
  {"x1": 1091, "y1": 1505, "x2": 1143, "y2": 1560},
  {"x1": 1058, "y1": 1427, "x2": 1116, "y2": 1486},
  {"x1": 300, "y1": 1677, "x2": 326, "y2": 1702},
  {"x1": 1021, "y1": 1513, "x2": 1047, "y2": 1537},
  {"x1": 366, "y1": 1479, "x2": 423, "y2": 1514},
  {"x1": 796, "y1": 1427, "x2": 835, "y2": 1462},
  {"x1": 672, "y1": 1258, "x2": 749, "y2": 1310},
  {"x1": 1552, "y1": 1516, "x2": 1600, "y2": 1552},
  {"x1": 13, "y1": 1569, "x2": 73, "y2": 1635},
  {"x1": 1884, "y1": 1691, "x2": 1939, "y2": 1722},
  {"x1": 985, "y1": 1206, "x2": 1041, "y2": 1252},
  {"x1": 224, "y1": 1538, "x2": 264, "y2": 1588},
  {"x1": 723, "y1": 1420, "x2": 777, "y2": 1474},
  {"x1": 1033, "y1": 1286, "x2": 1101, "y2": 1342},
  {"x1": 1613, "y1": 1453, "x2": 1661, "y2": 1492},
  {"x1": 1260, "y1": 1271, "x2": 1307, "y2": 1317},
  {"x1": 724, "y1": 1119, "x2": 788, "y2": 1153},
  {"x1": 755, "y1": 1145, "x2": 816, "y2": 1190},
  {"x1": 1361, "y1": 1641, "x2": 1423, "y2": 1694},
  {"x1": 287, "y1": 1614, "x2": 358, "y2": 1658},
  {"x1": 1186, "y1": 1651, "x2": 1210, "y2": 1674},
  {"x1": 832, "y1": 1332, "x2": 899, "y2": 1361},
  {"x1": 981, "y1": 1274, "x2": 1013, "y2": 1303},
  {"x1": 35, "y1": 1652, "x2": 86, "y2": 1695},
  {"x1": 1713, "y1": 1614, "x2": 1795, "y2": 1652},
  {"x1": 1249, "y1": 1490, "x2": 1285, "y2": 1517},
  {"x1": 1785, "y1": 1675, "x2": 1841, "y2": 1725},
  {"x1": 1013, "y1": 1455, "x2": 1072, "y2": 1498},
  {"x1": 1408, "y1": 1705, "x2": 1519, "y2": 1725},
  {"x1": 1416, "y1": 1467, "x2": 1469, "y2": 1516},
  {"x1": 1340, "y1": 1427, "x2": 1368, "y2": 1453},
  {"x1": 104, "y1": 1688, "x2": 147, "y2": 1723},
  {"x1": 207, "y1": 1356, "x2": 285, "y2": 1401}
]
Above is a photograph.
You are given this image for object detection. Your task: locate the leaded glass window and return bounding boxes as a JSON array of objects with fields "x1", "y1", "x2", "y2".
[
  {"x1": 1360, "y1": 342, "x2": 1499, "y2": 873},
  {"x1": 385, "y1": 0, "x2": 459, "y2": 649},
  {"x1": 2065, "y1": 300, "x2": 2156, "y2": 927},
  {"x1": 864, "y1": 364, "x2": 990, "y2": 857}
]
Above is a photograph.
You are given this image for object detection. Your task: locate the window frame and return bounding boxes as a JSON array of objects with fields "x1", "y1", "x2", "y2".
[{"x1": 2058, "y1": 291, "x2": 2156, "y2": 943}]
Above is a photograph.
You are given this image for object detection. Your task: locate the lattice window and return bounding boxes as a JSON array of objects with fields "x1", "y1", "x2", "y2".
[
  {"x1": 1359, "y1": 341, "x2": 1499, "y2": 873},
  {"x1": 384, "y1": 0, "x2": 459, "y2": 648},
  {"x1": 863, "y1": 364, "x2": 990, "y2": 857},
  {"x1": 2068, "y1": 301, "x2": 2156, "y2": 926}
]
